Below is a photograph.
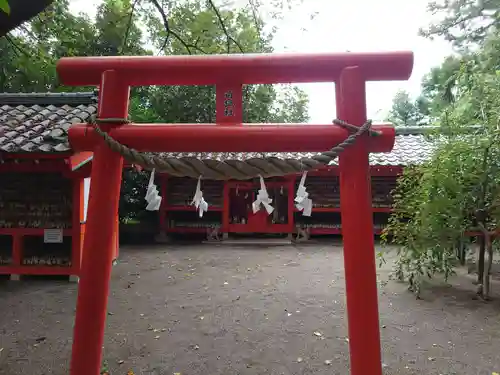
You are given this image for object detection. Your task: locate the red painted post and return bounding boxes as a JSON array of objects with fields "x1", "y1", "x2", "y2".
[
  {"x1": 159, "y1": 174, "x2": 168, "y2": 233},
  {"x1": 216, "y1": 83, "x2": 242, "y2": 238},
  {"x1": 70, "y1": 70, "x2": 129, "y2": 375},
  {"x1": 12, "y1": 234, "x2": 22, "y2": 266},
  {"x1": 287, "y1": 176, "x2": 296, "y2": 233},
  {"x1": 222, "y1": 182, "x2": 230, "y2": 236},
  {"x1": 337, "y1": 67, "x2": 382, "y2": 375},
  {"x1": 71, "y1": 178, "x2": 84, "y2": 272}
]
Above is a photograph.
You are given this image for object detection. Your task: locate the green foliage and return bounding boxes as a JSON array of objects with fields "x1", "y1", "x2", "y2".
[
  {"x1": 0, "y1": 0, "x2": 10, "y2": 14},
  {"x1": 383, "y1": 26, "x2": 500, "y2": 296},
  {"x1": 383, "y1": 137, "x2": 497, "y2": 294},
  {"x1": 419, "y1": 0, "x2": 500, "y2": 49},
  {"x1": 420, "y1": 56, "x2": 464, "y2": 117},
  {"x1": 386, "y1": 90, "x2": 427, "y2": 126},
  {"x1": 1, "y1": 0, "x2": 308, "y2": 221},
  {"x1": 119, "y1": 169, "x2": 153, "y2": 223},
  {"x1": 140, "y1": 1, "x2": 309, "y2": 126}
]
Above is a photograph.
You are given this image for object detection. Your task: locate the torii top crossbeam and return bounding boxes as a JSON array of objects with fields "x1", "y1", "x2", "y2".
[{"x1": 57, "y1": 51, "x2": 413, "y2": 86}]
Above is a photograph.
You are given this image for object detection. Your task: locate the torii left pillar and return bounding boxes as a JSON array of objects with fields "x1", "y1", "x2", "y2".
[{"x1": 70, "y1": 70, "x2": 128, "y2": 375}]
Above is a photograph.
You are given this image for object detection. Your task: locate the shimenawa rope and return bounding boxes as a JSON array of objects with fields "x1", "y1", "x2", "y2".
[{"x1": 84, "y1": 117, "x2": 375, "y2": 180}]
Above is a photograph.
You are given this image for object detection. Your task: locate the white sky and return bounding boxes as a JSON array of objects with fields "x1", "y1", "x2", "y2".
[{"x1": 70, "y1": 0, "x2": 453, "y2": 123}]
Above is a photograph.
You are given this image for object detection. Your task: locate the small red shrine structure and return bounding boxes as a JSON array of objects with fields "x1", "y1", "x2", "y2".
[
  {"x1": 56, "y1": 51, "x2": 414, "y2": 375},
  {"x1": 155, "y1": 126, "x2": 433, "y2": 239},
  {"x1": 0, "y1": 92, "x2": 103, "y2": 279}
]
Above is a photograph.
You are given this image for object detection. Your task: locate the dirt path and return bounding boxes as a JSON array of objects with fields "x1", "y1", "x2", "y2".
[{"x1": 1, "y1": 242, "x2": 500, "y2": 375}]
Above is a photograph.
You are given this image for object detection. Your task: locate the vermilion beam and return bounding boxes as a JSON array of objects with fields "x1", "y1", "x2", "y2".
[
  {"x1": 56, "y1": 51, "x2": 413, "y2": 86},
  {"x1": 337, "y1": 67, "x2": 382, "y2": 374},
  {"x1": 70, "y1": 70, "x2": 128, "y2": 375},
  {"x1": 68, "y1": 123, "x2": 395, "y2": 153}
]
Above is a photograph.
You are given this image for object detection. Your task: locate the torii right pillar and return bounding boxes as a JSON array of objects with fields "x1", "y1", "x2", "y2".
[{"x1": 337, "y1": 66, "x2": 382, "y2": 375}]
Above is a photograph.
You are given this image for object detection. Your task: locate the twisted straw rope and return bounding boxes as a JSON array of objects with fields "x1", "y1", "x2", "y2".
[{"x1": 85, "y1": 118, "x2": 374, "y2": 180}]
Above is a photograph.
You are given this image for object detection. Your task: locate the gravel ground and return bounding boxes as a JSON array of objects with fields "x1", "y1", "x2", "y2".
[{"x1": 1, "y1": 241, "x2": 500, "y2": 375}]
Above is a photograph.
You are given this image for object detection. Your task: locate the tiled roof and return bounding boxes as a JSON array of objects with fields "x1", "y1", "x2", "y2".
[
  {"x1": 158, "y1": 133, "x2": 436, "y2": 167},
  {"x1": 0, "y1": 91, "x2": 98, "y2": 153},
  {"x1": 370, "y1": 134, "x2": 434, "y2": 166},
  {"x1": 0, "y1": 90, "x2": 435, "y2": 165}
]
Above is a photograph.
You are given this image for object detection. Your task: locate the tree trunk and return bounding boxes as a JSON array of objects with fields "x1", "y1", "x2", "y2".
[
  {"x1": 477, "y1": 235, "x2": 486, "y2": 284},
  {"x1": 457, "y1": 237, "x2": 466, "y2": 266},
  {"x1": 482, "y1": 232, "x2": 494, "y2": 300}
]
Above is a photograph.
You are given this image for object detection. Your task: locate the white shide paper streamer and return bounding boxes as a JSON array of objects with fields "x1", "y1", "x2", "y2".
[
  {"x1": 295, "y1": 172, "x2": 312, "y2": 217},
  {"x1": 252, "y1": 175, "x2": 274, "y2": 215},
  {"x1": 145, "y1": 169, "x2": 162, "y2": 211},
  {"x1": 191, "y1": 176, "x2": 208, "y2": 217}
]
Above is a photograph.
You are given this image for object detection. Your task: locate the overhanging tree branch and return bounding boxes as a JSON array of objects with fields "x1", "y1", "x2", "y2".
[
  {"x1": 206, "y1": 0, "x2": 244, "y2": 53},
  {"x1": 4, "y1": 34, "x2": 25, "y2": 55},
  {"x1": 149, "y1": 0, "x2": 207, "y2": 54},
  {"x1": 120, "y1": 0, "x2": 140, "y2": 54},
  {"x1": 2, "y1": 0, "x2": 246, "y2": 56},
  {"x1": 0, "y1": 0, "x2": 53, "y2": 37},
  {"x1": 419, "y1": 0, "x2": 499, "y2": 47}
]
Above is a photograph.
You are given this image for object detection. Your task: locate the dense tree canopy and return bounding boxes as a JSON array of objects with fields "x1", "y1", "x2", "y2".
[
  {"x1": 386, "y1": 90, "x2": 428, "y2": 127},
  {"x1": 419, "y1": 0, "x2": 500, "y2": 49},
  {"x1": 384, "y1": 1, "x2": 500, "y2": 299},
  {"x1": 1, "y1": 0, "x2": 310, "y2": 223}
]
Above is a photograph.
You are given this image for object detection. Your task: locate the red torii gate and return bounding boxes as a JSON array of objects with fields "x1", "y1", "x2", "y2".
[{"x1": 56, "y1": 51, "x2": 413, "y2": 375}]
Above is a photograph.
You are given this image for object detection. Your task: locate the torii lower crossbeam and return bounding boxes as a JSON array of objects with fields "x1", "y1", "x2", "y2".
[
  {"x1": 68, "y1": 123, "x2": 395, "y2": 153},
  {"x1": 56, "y1": 51, "x2": 414, "y2": 375}
]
